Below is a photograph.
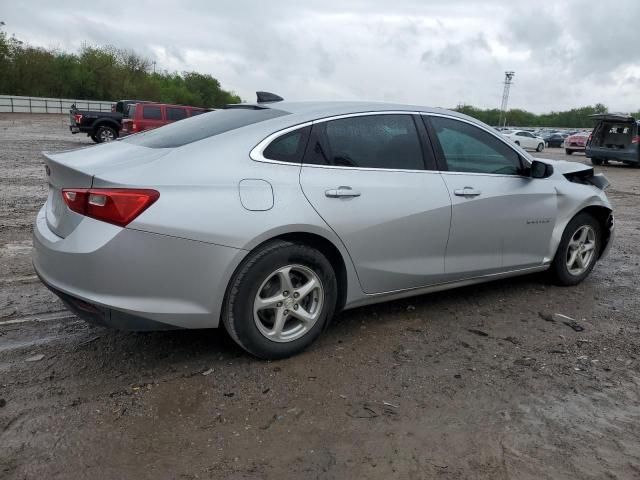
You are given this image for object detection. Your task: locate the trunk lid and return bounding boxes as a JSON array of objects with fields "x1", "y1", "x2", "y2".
[{"x1": 43, "y1": 142, "x2": 172, "y2": 238}]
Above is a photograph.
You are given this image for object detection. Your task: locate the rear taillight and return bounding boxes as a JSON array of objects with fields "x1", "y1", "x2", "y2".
[
  {"x1": 132, "y1": 122, "x2": 138, "y2": 132},
  {"x1": 632, "y1": 136, "x2": 640, "y2": 144},
  {"x1": 73, "y1": 113, "x2": 83, "y2": 124},
  {"x1": 62, "y1": 188, "x2": 159, "y2": 227}
]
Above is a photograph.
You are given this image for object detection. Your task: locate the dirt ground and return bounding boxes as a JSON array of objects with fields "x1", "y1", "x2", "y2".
[{"x1": 1, "y1": 114, "x2": 639, "y2": 480}]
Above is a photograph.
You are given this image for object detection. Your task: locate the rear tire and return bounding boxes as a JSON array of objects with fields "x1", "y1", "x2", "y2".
[
  {"x1": 222, "y1": 240, "x2": 337, "y2": 359},
  {"x1": 95, "y1": 125, "x2": 117, "y2": 143},
  {"x1": 565, "y1": 149, "x2": 573, "y2": 155},
  {"x1": 550, "y1": 213, "x2": 601, "y2": 286},
  {"x1": 591, "y1": 157, "x2": 603, "y2": 166}
]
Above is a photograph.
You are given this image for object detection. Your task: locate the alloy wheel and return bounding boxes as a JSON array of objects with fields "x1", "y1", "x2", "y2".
[
  {"x1": 566, "y1": 225, "x2": 596, "y2": 276},
  {"x1": 100, "y1": 129, "x2": 115, "y2": 142},
  {"x1": 253, "y1": 264, "x2": 324, "y2": 342}
]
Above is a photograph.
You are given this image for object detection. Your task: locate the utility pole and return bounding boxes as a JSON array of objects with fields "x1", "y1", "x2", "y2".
[
  {"x1": 498, "y1": 71, "x2": 515, "y2": 128},
  {"x1": 152, "y1": 61, "x2": 156, "y2": 74}
]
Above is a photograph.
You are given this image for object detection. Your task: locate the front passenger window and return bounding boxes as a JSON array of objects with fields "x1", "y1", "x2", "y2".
[{"x1": 429, "y1": 117, "x2": 523, "y2": 175}]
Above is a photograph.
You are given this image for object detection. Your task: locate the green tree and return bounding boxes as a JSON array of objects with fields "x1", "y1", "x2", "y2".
[
  {"x1": 0, "y1": 32, "x2": 241, "y2": 107},
  {"x1": 455, "y1": 104, "x2": 623, "y2": 128}
]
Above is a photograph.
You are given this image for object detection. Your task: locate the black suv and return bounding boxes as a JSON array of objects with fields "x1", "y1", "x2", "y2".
[{"x1": 586, "y1": 114, "x2": 640, "y2": 166}]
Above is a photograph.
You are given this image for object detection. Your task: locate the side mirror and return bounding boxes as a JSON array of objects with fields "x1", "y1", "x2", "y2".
[{"x1": 530, "y1": 160, "x2": 554, "y2": 179}]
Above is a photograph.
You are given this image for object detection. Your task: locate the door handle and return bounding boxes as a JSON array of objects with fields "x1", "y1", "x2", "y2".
[
  {"x1": 453, "y1": 187, "x2": 482, "y2": 197},
  {"x1": 325, "y1": 186, "x2": 361, "y2": 198}
]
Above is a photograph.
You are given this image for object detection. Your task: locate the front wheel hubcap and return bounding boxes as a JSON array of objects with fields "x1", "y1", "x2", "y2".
[
  {"x1": 566, "y1": 225, "x2": 596, "y2": 276},
  {"x1": 254, "y1": 265, "x2": 324, "y2": 343}
]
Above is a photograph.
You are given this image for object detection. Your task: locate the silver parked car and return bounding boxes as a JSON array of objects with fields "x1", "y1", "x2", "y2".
[{"x1": 33, "y1": 96, "x2": 614, "y2": 359}]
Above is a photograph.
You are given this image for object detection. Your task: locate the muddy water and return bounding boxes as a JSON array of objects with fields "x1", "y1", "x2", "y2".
[{"x1": 1, "y1": 115, "x2": 639, "y2": 479}]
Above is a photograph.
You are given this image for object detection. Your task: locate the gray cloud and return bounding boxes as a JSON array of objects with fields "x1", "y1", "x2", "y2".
[{"x1": 2, "y1": 0, "x2": 639, "y2": 112}]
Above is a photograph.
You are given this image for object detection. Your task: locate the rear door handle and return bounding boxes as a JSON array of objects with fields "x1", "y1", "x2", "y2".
[
  {"x1": 453, "y1": 187, "x2": 482, "y2": 197},
  {"x1": 325, "y1": 186, "x2": 361, "y2": 198}
]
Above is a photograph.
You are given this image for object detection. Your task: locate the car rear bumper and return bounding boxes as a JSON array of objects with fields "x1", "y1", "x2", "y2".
[
  {"x1": 32, "y1": 206, "x2": 245, "y2": 330},
  {"x1": 69, "y1": 125, "x2": 93, "y2": 135},
  {"x1": 37, "y1": 273, "x2": 179, "y2": 330},
  {"x1": 586, "y1": 147, "x2": 639, "y2": 164}
]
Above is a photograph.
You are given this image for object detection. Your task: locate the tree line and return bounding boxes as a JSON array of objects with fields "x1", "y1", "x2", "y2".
[
  {"x1": 455, "y1": 104, "x2": 640, "y2": 129},
  {"x1": 1, "y1": 28, "x2": 637, "y2": 123},
  {"x1": 0, "y1": 30, "x2": 241, "y2": 108}
]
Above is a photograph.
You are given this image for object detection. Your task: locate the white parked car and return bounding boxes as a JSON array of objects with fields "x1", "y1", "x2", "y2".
[{"x1": 502, "y1": 130, "x2": 546, "y2": 152}]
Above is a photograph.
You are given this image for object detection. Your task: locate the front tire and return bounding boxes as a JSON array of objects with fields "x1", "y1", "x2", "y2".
[
  {"x1": 565, "y1": 149, "x2": 573, "y2": 155},
  {"x1": 551, "y1": 213, "x2": 601, "y2": 286},
  {"x1": 222, "y1": 240, "x2": 337, "y2": 359},
  {"x1": 536, "y1": 143, "x2": 544, "y2": 152},
  {"x1": 591, "y1": 157, "x2": 603, "y2": 166}
]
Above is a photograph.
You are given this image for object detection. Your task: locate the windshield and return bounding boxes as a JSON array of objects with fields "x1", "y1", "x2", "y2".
[{"x1": 122, "y1": 107, "x2": 290, "y2": 148}]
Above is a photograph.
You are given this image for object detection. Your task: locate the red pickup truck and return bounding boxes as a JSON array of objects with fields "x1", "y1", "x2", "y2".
[{"x1": 121, "y1": 103, "x2": 209, "y2": 136}]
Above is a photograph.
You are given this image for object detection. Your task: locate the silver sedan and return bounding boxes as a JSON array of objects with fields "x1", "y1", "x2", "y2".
[{"x1": 33, "y1": 97, "x2": 614, "y2": 359}]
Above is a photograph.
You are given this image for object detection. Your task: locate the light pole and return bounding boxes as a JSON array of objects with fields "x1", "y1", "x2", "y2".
[{"x1": 499, "y1": 71, "x2": 515, "y2": 128}]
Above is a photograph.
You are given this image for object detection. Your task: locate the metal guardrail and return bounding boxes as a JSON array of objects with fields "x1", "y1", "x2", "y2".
[{"x1": 0, "y1": 95, "x2": 113, "y2": 114}]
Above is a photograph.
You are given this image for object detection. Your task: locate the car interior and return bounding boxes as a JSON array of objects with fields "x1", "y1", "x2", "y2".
[{"x1": 592, "y1": 122, "x2": 636, "y2": 149}]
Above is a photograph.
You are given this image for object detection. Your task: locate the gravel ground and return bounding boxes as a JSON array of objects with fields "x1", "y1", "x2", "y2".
[{"x1": 1, "y1": 114, "x2": 639, "y2": 480}]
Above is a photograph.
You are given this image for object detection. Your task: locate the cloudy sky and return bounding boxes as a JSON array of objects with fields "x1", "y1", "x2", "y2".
[{"x1": 3, "y1": 0, "x2": 640, "y2": 112}]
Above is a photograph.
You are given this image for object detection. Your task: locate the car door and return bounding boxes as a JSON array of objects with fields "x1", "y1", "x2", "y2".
[
  {"x1": 140, "y1": 105, "x2": 164, "y2": 131},
  {"x1": 424, "y1": 114, "x2": 557, "y2": 280},
  {"x1": 515, "y1": 131, "x2": 532, "y2": 149},
  {"x1": 299, "y1": 113, "x2": 452, "y2": 294}
]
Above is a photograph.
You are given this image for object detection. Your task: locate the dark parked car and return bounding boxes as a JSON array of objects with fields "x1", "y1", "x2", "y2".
[
  {"x1": 586, "y1": 114, "x2": 640, "y2": 166},
  {"x1": 120, "y1": 103, "x2": 209, "y2": 136},
  {"x1": 69, "y1": 99, "x2": 148, "y2": 143},
  {"x1": 543, "y1": 133, "x2": 565, "y2": 148}
]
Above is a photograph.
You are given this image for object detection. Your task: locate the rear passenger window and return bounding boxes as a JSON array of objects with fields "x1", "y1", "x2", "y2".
[
  {"x1": 167, "y1": 107, "x2": 187, "y2": 121},
  {"x1": 263, "y1": 127, "x2": 311, "y2": 163},
  {"x1": 143, "y1": 106, "x2": 162, "y2": 120},
  {"x1": 305, "y1": 114, "x2": 424, "y2": 170}
]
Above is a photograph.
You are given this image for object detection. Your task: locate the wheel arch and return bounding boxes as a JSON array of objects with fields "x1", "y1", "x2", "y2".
[
  {"x1": 577, "y1": 205, "x2": 614, "y2": 258},
  {"x1": 230, "y1": 228, "x2": 357, "y2": 315},
  {"x1": 273, "y1": 232, "x2": 349, "y2": 312},
  {"x1": 92, "y1": 119, "x2": 120, "y2": 134}
]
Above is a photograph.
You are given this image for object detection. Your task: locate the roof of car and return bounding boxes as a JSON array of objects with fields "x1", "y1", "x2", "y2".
[
  {"x1": 590, "y1": 113, "x2": 636, "y2": 122},
  {"x1": 229, "y1": 100, "x2": 459, "y2": 118},
  {"x1": 135, "y1": 102, "x2": 208, "y2": 109}
]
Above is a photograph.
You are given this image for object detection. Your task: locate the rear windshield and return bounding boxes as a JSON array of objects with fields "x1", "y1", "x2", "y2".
[{"x1": 122, "y1": 108, "x2": 289, "y2": 148}]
